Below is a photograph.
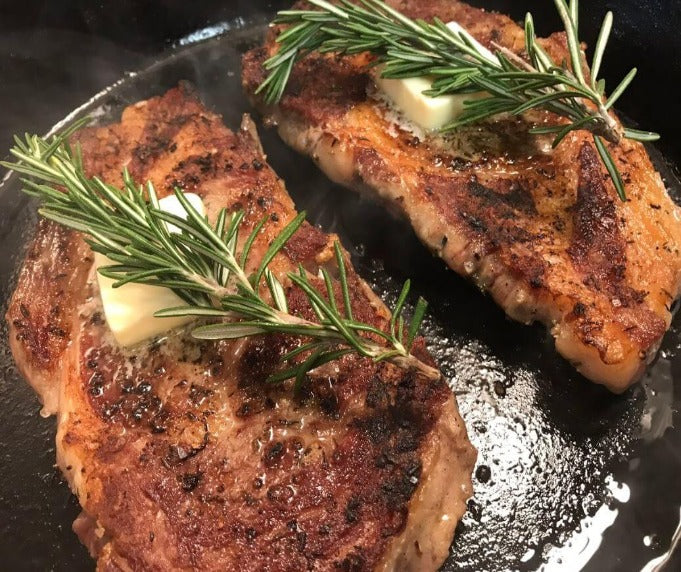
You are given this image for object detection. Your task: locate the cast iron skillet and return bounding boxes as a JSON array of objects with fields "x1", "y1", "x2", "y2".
[{"x1": 0, "y1": 1, "x2": 680, "y2": 571}]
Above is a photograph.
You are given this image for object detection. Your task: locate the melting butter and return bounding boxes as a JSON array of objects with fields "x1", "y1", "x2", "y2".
[
  {"x1": 95, "y1": 193, "x2": 206, "y2": 347},
  {"x1": 374, "y1": 22, "x2": 497, "y2": 131}
]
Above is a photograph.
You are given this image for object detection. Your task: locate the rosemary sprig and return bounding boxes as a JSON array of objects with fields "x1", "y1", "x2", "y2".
[
  {"x1": 2, "y1": 122, "x2": 440, "y2": 386},
  {"x1": 257, "y1": 0, "x2": 660, "y2": 200}
]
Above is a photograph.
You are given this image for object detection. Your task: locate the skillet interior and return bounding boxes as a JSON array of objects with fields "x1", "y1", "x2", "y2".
[{"x1": 0, "y1": 2, "x2": 680, "y2": 571}]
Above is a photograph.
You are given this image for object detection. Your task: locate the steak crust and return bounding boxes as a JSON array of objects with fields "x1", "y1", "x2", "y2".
[
  {"x1": 242, "y1": 0, "x2": 681, "y2": 393},
  {"x1": 6, "y1": 85, "x2": 475, "y2": 571}
]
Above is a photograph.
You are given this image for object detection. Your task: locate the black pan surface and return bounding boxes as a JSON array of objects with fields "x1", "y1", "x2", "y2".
[{"x1": 1, "y1": 2, "x2": 680, "y2": 571}]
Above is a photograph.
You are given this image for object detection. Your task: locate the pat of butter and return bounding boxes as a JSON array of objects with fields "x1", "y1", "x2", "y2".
[
  {"x1": 95, "y1": 193, "x2": 206, "y2": 347},
  {"x1": 375, "y1": 22, "x2": 497, "y2": 131}
]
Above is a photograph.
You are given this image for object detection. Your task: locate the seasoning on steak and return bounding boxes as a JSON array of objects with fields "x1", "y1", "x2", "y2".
[
  {"x1": 242, "y1": 0, "x2": 681, "y2": 393},
  {"x1": 6, "y1": 85, "x2": 476, "y2": 571}
]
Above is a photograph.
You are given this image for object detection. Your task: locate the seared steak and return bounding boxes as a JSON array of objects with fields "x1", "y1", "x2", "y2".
[
  {"x1": 242, "y1": 0, "x2": 681, "y2": 393},
  {"x1": 6, "y1": 86, "x2": 475, "y2": 571}
]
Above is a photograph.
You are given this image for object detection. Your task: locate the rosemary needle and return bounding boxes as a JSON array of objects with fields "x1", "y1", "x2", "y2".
[
  {"x1": 1, "y1": 122, "x2": 440, "y2": 387},
  {"x1": 257, "y1": 0, "x2": 660, "y2": 200}
]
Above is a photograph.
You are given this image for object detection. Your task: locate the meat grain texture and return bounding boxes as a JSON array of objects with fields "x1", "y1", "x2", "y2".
[
  {"x1": 242, "y1": 0, "x2": 681, "y2": 393},
  {"x1": 6, "y1": 86, "x2": 476, "y2": 571}
]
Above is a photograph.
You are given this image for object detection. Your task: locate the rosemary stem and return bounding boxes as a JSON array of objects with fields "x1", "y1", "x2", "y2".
[
  {"x1": 389, "y1": 353, "x2": 441, "y2": 381},
  {"x1": 597, "y1": 105, "x2": 623, "y2": 144}
]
